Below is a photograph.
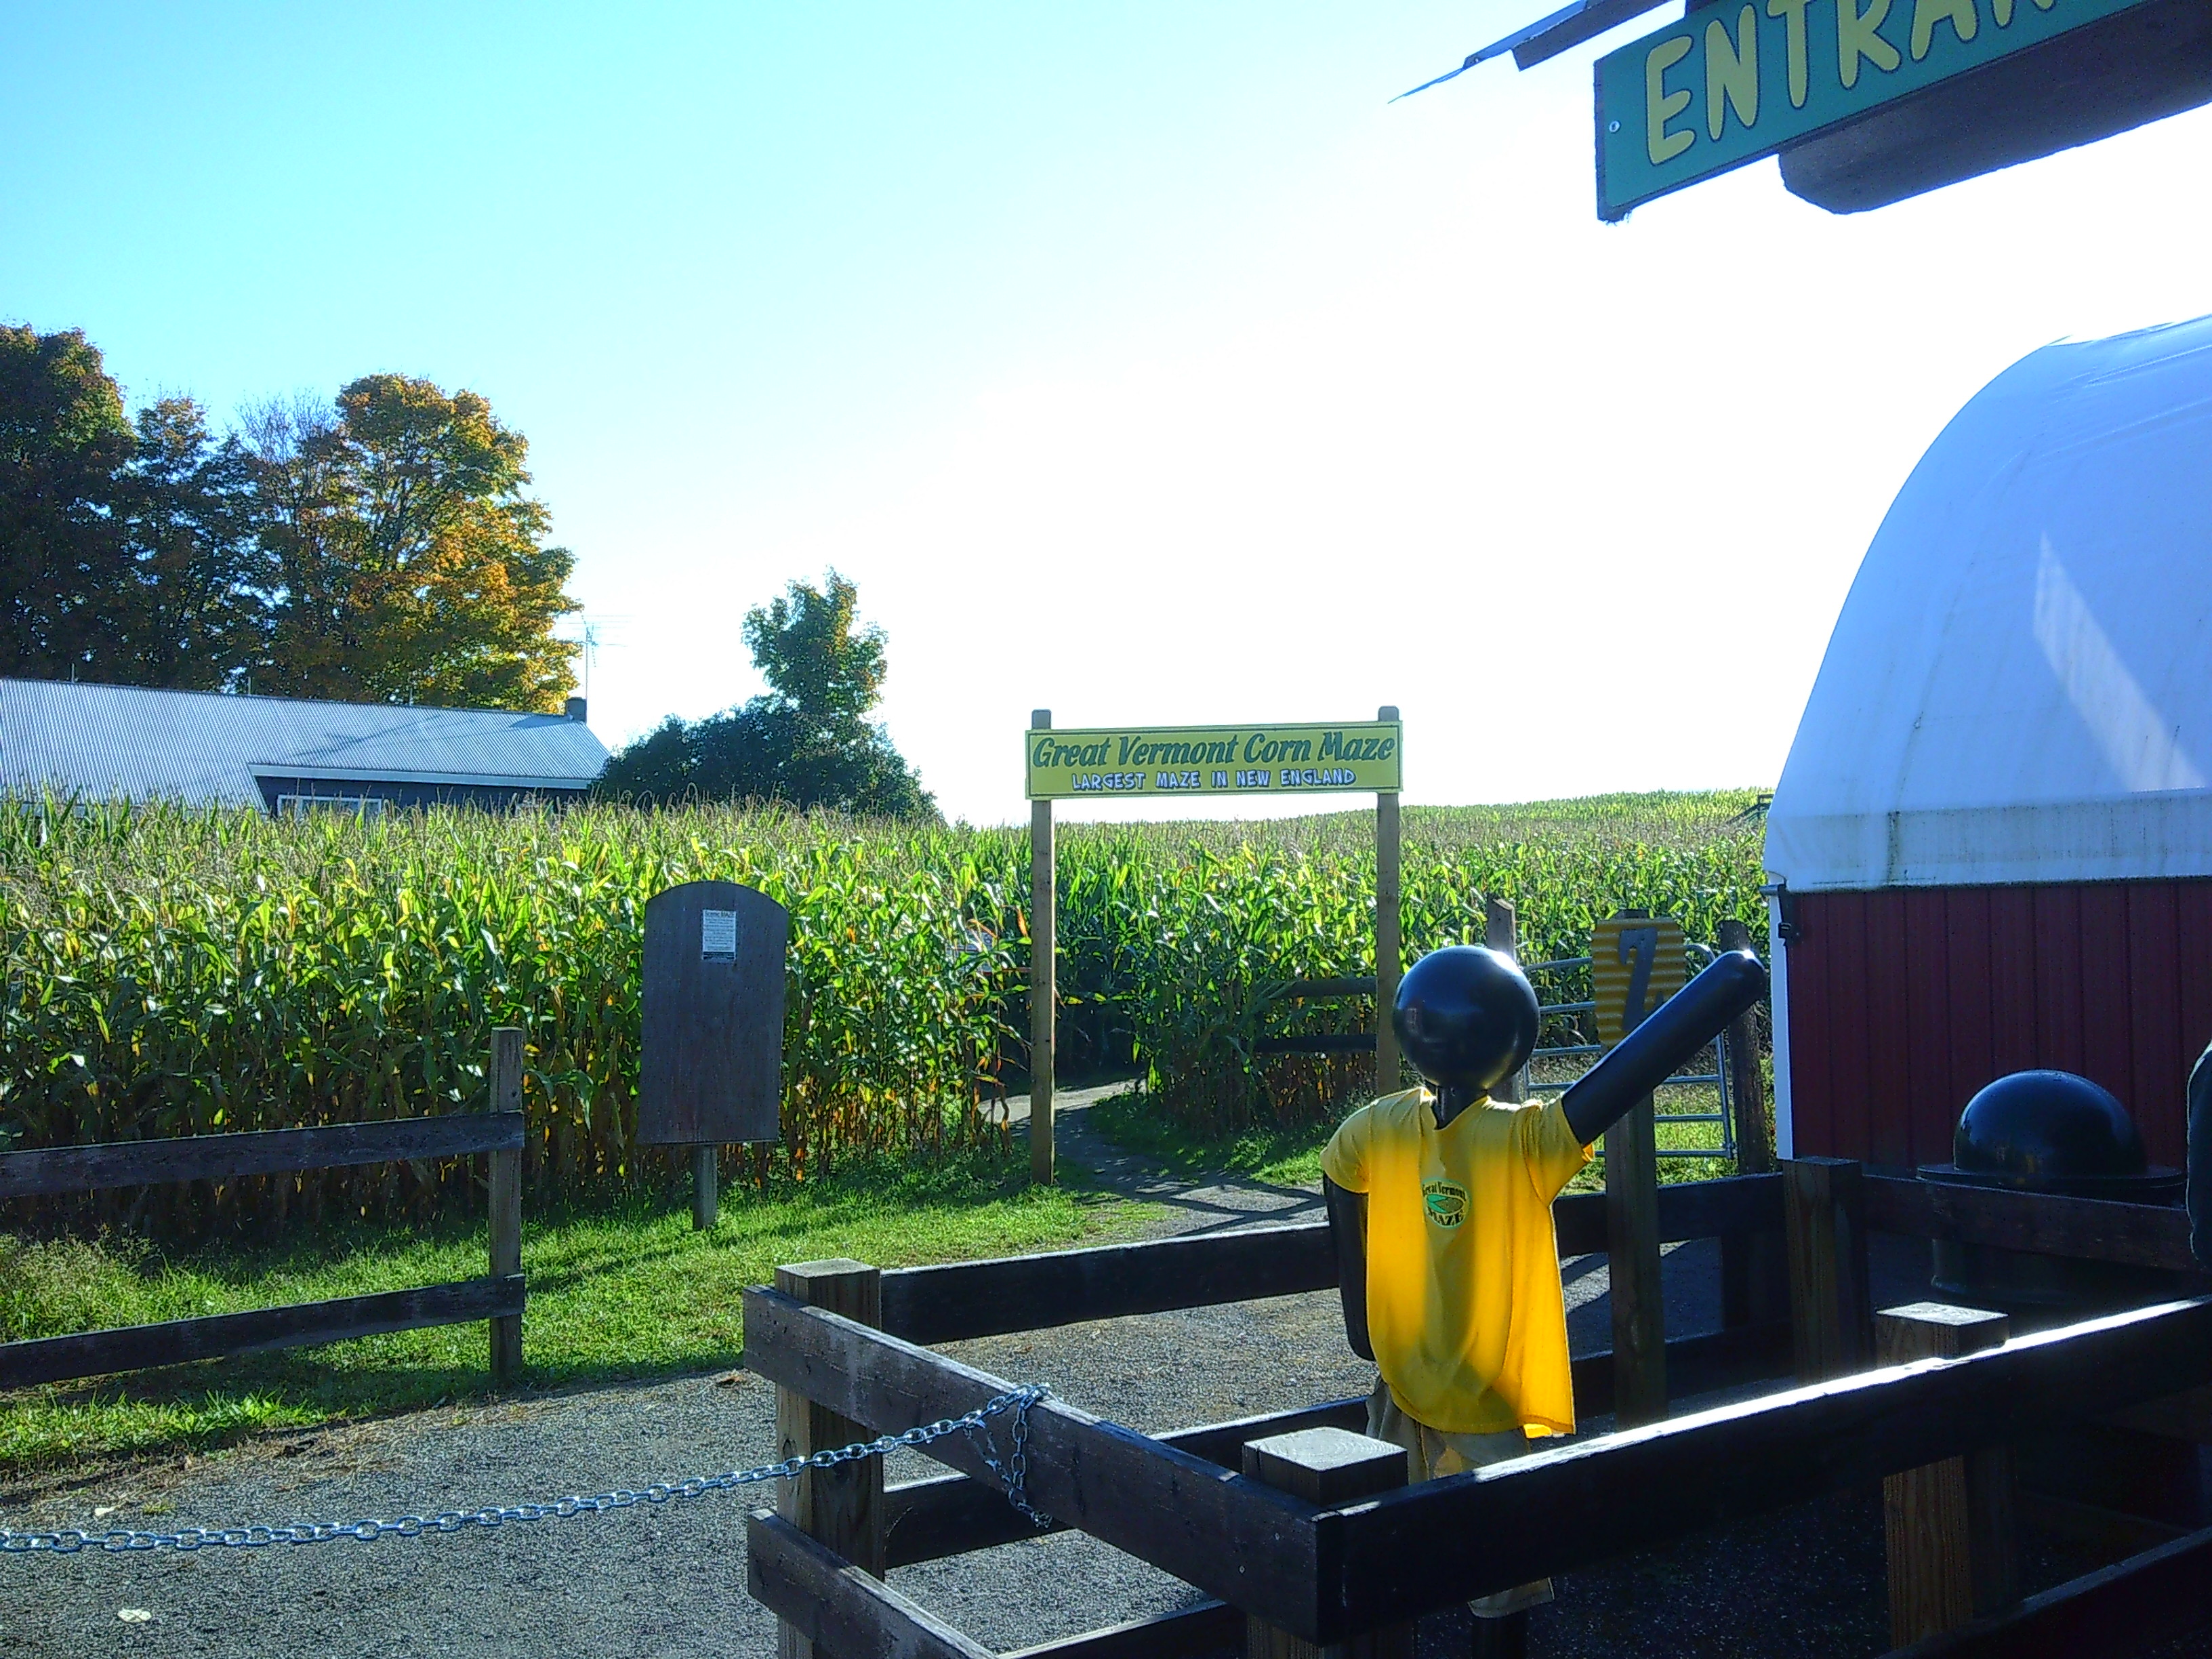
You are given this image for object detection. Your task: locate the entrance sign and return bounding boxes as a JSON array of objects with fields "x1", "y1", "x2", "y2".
[
  {"x1": 1595, "y1": 0, "x2": 2159, "y2": 220},
  {"x1": 1025, "y1": 721, "x2": 1402, "y2": 801}
]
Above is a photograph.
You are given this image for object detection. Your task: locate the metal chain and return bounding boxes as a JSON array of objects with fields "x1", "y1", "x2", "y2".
[{"x1": 0, "y1": 1385, "x2": 1051, "y2": 1557}]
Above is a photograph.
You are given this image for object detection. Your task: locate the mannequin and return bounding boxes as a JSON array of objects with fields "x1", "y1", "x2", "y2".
[{"x1": 1321, "y1": 944, "x2": 1767, "y2": 1656}]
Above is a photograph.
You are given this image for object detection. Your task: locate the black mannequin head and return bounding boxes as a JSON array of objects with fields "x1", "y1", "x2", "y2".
[{"x1": 1392, "y1": 945, "x2": 1540, "y2": 1118}]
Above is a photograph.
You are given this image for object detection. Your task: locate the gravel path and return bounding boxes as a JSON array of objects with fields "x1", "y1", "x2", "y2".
[{"x1": 5, "y1": 1093, "x2": 2200, "y2": 1658}]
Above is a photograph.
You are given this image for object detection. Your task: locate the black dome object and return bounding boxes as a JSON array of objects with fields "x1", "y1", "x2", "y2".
[
  {"x1": 1953, "y1": 1070, "x2": 2146, "y2": 1183},
  {"x1": 1391, "y1": 945, "x2": 1539, "y2": 1096}
]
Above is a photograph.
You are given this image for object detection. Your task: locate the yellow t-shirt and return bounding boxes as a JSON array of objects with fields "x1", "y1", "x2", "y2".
[{"x1": 1320, "y1": 1088, "x2": 1592, "y2": 1437}]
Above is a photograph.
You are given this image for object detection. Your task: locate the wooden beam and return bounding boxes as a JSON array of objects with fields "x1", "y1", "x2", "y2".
[
  {"x1": 1374, "y1": 711, "x2": 1401, "y2": 1095},
  {"x1": 1254, "y1": 1034, "x2": 1377, "y2": 1056},
  {"x1": 1484, "y1": 898, "x2": 1524, "y2": 1105},
  {"x1": 0, "y1": 1275, "x2": 525, "y2": 1389},
  {"x1": 1885, "y1": 1521, "x2": 2212, "y2": 1659},
  {"x1": 488, "y1": 1028, "x2": 525, "y2": 1386},
  {"x1": 1244, "y1": 1429, "x2": 1410, "y2": 1659},
  {"x1": 1605, "y1": 1092, "x2": 1667, "y2": 1425},
  {"x1": 775, "y1": 1261, "x2": 885, "y2": 1659},
  {"x1": 881, "y1": 1224, "x2": 1340, "y2": 1345},
  {"x1": 742, "y1": 1284, "x2": 1326, "y2": 1635},
  {"x1": 881, "y1": 1322, "x2": 1793, "y2": 1570},
  {"x1": 884, "y1": 1398, "x2": 1368, "y2": 1568},
  {"x1": 1002, "y1": 1602, "x2": 1244, "y2": 1659},
  {"x1": 1786, "y1": 1158, "x2": 1873, "y2": 1381},
  {"x1": 0, "y1": 1112, "x2": 527, "y2": 1200},
  {"x1": 1030, "y1": 708, "x2": 1056, "y2": 1186},
  {"x1": 747, "y1": 1509, "x2": 996, "y2": 1659},
  {"x1": 1863, "y1": 1175, "x2": 2198, "y2": 1275},
  {"x1": 1880, "y1": 1305, "x2": 2018, "y2": 1644},
  {"x1": 878, "y1": 1176, "x2": 1784, "y2": 1345},
  {"x1": 1284, "y1": 978, "x2": 1377, "y2": 1001},
  {"x1": 1320, "y1": 1296, "x2": 2212, "y2": 1638},
  {"x1": 1510, "y1": 0, "x2": 1671, "y2": 69}
]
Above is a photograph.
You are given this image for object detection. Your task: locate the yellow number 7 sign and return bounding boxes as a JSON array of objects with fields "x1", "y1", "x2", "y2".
[{"x1": 1591, "y1": 914, "x2": 1685, "y2": 1049}]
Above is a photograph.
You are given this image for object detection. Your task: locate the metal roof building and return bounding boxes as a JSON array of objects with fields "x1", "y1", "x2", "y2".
[
  {"x1": 1765, "y1": 314, "x2": 2212, "y2": 1171},
  {"x1": 0, "y1": 678, "x2": 609, "y2": 815}
]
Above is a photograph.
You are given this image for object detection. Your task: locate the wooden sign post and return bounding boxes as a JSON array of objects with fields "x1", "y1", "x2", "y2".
[
  {"x1": 1023, "y1": 709, "x2": 1406, "y2": 1182},
  {"x1": 1592, "y1": 910, "x2": 1684, "y2": 1427},
  {"x1": 638, "y1": 880, "x2": 789, "y2": 1227},
  {"x1": 1029, "y1": 710, "x2": 1057, "y2": 1186}
]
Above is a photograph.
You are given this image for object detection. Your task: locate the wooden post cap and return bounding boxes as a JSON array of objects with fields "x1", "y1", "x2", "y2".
[
  {"x1": 1878, "y1": 1303, "x2": 2010, "y2": 1359},
  {"x1": 776, "y1": 1258, "x2": 878, "y2": 1291},
  {"x1": 1243, "y1": 1427, "x2": 1409, "y2": 1503}
]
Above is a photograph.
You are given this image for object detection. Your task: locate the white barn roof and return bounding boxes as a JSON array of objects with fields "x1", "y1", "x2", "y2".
[
  {"x1": 1766, "y1": 314, "x2": 2212, "y2": 893},
  {"x1": 0, "y1": 678, "x2": 609, "y2": 806}
]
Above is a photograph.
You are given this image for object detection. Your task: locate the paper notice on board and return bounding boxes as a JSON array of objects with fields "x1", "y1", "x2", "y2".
[{"x1": 701, "y1": 909, "x2": 739, "y2": 962}]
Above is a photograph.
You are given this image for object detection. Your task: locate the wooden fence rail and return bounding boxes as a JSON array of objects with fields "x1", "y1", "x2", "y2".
[
  {"x1": 880, "y1": 1173, "x2": 1786, "y2": 1345},
  {"x1": 0, "y1": 1112, "x2": 524, "y2": 1201},
  {"x1": 750, "y1": 1284, "x2": 2212, "y2": 1645},
  {"x1": 0, "y1": 1052, "x2": 531, "y2": 1389}
]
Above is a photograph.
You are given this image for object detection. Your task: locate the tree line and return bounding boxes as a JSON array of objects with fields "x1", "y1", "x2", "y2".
[
  {"x1": 0, "y1": 326, "x2": 577, "y2": 710},
  {"x1": 0, "y1": 325, "x2": 935, "y2": 819}
]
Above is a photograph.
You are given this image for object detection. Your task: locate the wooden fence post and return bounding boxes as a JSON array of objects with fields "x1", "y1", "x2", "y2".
[
  {"x1": 488, "y1": 1025, "x2": 524, "y2": 1386},
  {"x1": 1784, "y1": 1157, "x2": 1872, "y2": 1382},
  {"x1": 1716, "y1": 916, "x2": 1784, "y2": 1330},
  {"x1": 1605, "y1": 1094, "x2": 1667, "y2": 1426},
  {"x1": 1484, "y1": 897, "x2": 1525, "y2": 1105},
  {"x1": 1030, "y1": 709, "x2": 1056, "y2": 1185},
  {"x1": 1374, "y1": 705, "x2": 1402, "y2": 1097},
  {"x1": 776, "y1": 1258, "x2": 886, "y2": 1659},
  {"x1": 1243, "y1": 1427, "x2": 1411, "y2": 1659},
  {"x1": 1879, "y1": 1303, "x2": 2019, "y2": 1644},
  {"x1": 693, "y1": 1145, "x2": 720, "y2": 1231},
  {"x1": 1597, "y1": 910, "x2": 1667, "y2": 1427}
]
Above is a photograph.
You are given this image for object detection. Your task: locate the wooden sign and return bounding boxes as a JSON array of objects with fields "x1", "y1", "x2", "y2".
[
  {"x1": 1593, "y1": 0, "x2": 2161, "y2": 220},
  {"x1": 1591, "y1": 914, "x2": 1685, "y2": 1048},
  {"x1": 1025, "y1": 720, "x2": 1401, "y2": 800},
  {"x1": 637, "y1": 881, "x2": 787, "y2": 1145}
]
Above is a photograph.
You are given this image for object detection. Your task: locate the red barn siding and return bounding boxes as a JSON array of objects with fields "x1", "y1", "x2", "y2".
[{"x1": 1786, "y1": 880, "x2": 2212, "y2": 1170}]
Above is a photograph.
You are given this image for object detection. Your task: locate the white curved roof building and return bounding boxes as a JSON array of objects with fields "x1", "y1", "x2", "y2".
[{"x1": 1764, "y1": 316, "x2": 2212, "y2": 1169}]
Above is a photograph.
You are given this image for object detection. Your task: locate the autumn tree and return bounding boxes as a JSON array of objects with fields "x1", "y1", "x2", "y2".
[
  {"x1": 600, "y1": 571, "x2": 935, "y2": 819},
  {"x1": 247, "y1": 376, "x2": 578, "y2": 710}
]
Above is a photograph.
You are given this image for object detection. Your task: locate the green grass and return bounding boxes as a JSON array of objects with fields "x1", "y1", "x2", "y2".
[
  {"x1": 0, "y1": 1148, "x2": 1131, "y2": 1475},
  {"x1": 1089, "y1": 1084, "x2": 1744, "y2": 1194}
]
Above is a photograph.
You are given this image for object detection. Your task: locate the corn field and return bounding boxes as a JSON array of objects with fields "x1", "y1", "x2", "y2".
[{"x1": 0, "y1": 790, "x2": 1767, "y2": 1231}]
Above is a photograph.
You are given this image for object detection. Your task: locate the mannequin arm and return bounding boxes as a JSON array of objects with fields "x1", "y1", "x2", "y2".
[
  {"x1": 1561, "y1": 949, "x2": 1769, "y2": 1147},
  {"x1": 1323, "y1": 1175, "x2": 1373, "y2": 1360}
]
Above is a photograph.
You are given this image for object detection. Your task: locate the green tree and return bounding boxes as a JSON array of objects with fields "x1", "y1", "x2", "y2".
[
  {"x1": 0, "y1": 327, "x2": 135, "y2": 679},
  {"x1": 0, "y1": 329, "x2": 270, "y2": 689},
  {"x1": 601, "y1": 571, "x2": 935, "y2": 819},
  {"x1": 110, "y1": 398, "x2": 271, "y2": 690},
  {"x1": 249, "y1": 375, "x2": 579, "y2": 710}
]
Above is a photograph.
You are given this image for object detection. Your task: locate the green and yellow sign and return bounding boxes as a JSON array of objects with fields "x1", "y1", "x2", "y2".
[
  {"x1": 1595, "y1": 0, "x2": 2158, "y2": 220},
  {"x1": 1025, "y1": 720, "x2": 1403, "y2": 801}
]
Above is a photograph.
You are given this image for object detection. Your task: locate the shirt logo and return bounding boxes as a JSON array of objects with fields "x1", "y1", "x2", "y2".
[{"x1": 1422, "y1": 1178, "x2": 1468, "y2": 1229}]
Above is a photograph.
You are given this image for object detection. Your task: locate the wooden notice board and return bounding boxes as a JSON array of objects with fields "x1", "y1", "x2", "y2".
[{"x1": 638, "y1": 881, "x2": 787, "y2": 1146}]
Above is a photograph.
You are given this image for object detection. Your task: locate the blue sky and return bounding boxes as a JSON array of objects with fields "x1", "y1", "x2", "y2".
[{"x1": 7, "y1": 3, "x2": 2211, "y2": 822}]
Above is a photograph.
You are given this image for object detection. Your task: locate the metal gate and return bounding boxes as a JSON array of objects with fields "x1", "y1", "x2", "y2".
[{"x1": 1520, "y1": 941, "x2": 1736, "y2": 1160}]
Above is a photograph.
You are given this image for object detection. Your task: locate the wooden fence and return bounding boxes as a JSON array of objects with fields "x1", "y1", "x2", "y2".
[
  {"x1": 0, "y1": 1029, "x2": 531, "y2": 1391},
  {"x1": 745, "y1": 1163, "x2": 2212, "y2": 1659}
]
